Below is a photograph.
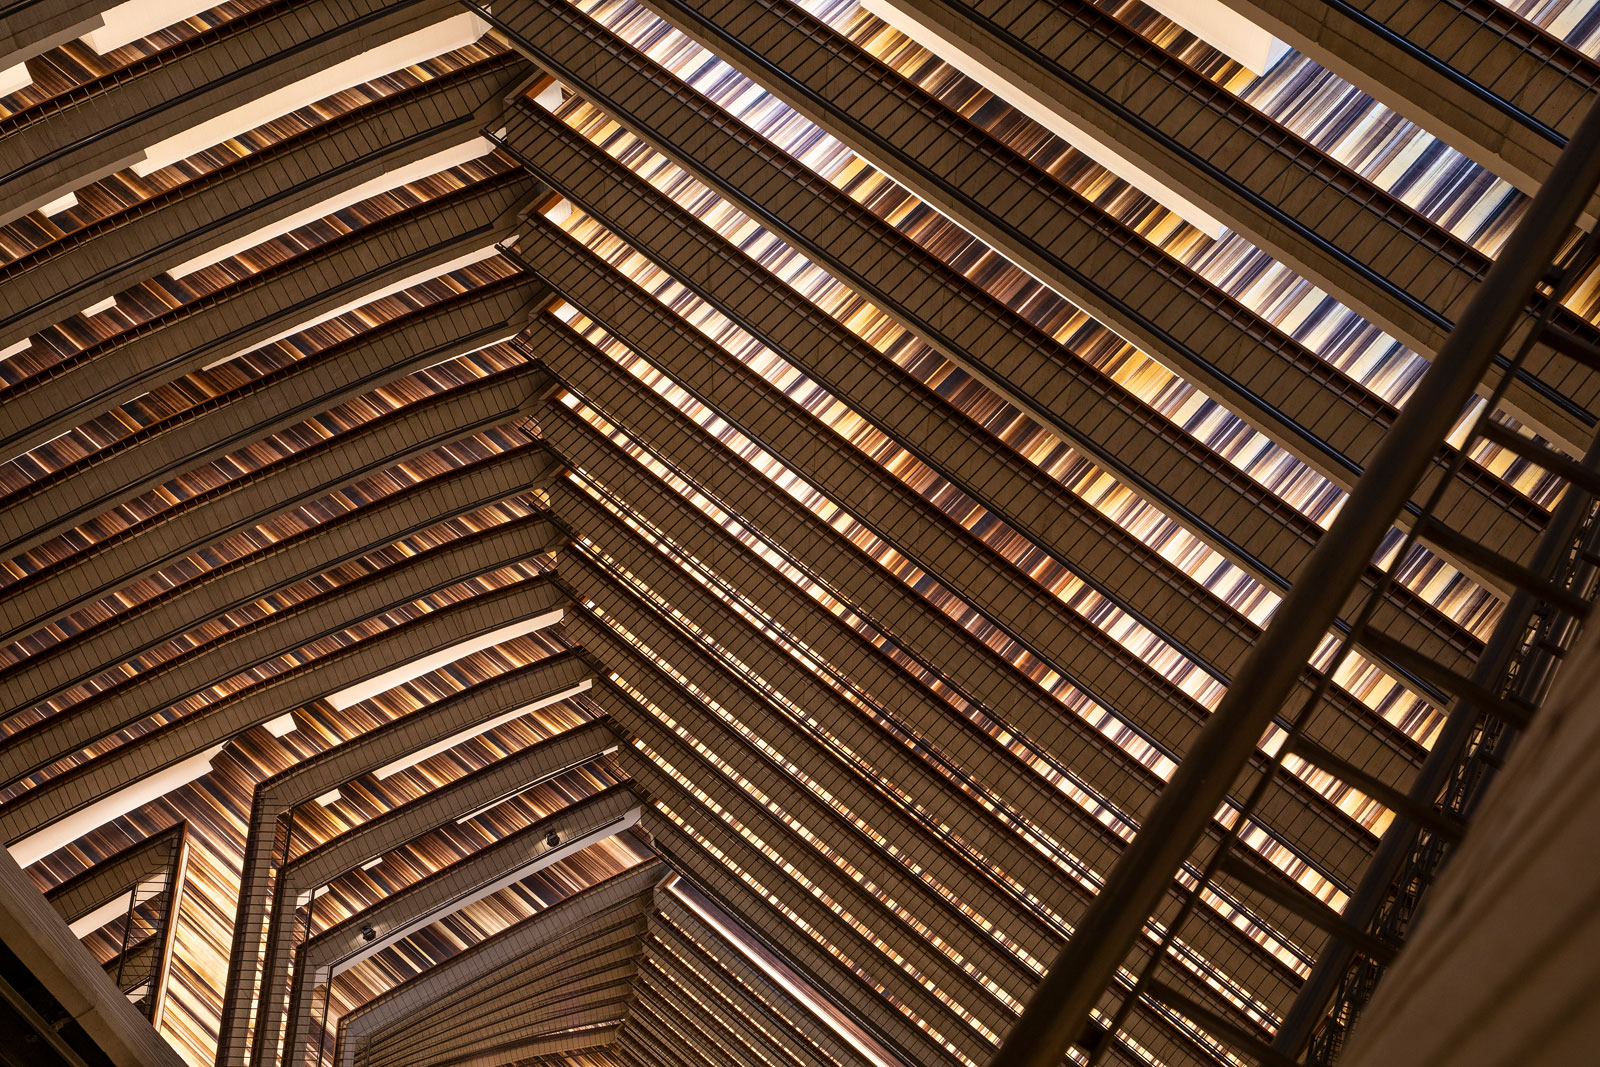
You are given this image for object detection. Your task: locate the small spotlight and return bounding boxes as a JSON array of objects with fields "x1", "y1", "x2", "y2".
[
  {"x1": 360, "y1": 926, "x2": 377, "y2": 943},
  {"x1": 545, "y1": 831, "x2": 561, "y2": 848}
]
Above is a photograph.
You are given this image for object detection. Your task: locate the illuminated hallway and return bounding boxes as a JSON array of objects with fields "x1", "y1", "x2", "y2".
[{"x1": 0, "y1": 2, "x2": 1597, "y2": 1067}]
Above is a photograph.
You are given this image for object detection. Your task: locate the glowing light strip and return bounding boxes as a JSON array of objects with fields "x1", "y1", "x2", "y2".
[
  {"x1": 1140, "y1": 0, "x2": 1288, "y2": 75},
  {"x1": 167, "y1": 136, "x2": 496, "y2": 278},
  {"x1": 374, "y1": 680, "x2": 593, "y2": 780},
  {"x1": 81, "y1": 0, "x2": 218, "y2": 54},
  {"x1": 134, "y1": 12, "x2": 488, "y2": 177},
  {"x1": 8, "y1": 745, "x2": 224, "y2": 867},
  {"x1": 860, "y1": 0, "x2": 1226, "y2": 237}
]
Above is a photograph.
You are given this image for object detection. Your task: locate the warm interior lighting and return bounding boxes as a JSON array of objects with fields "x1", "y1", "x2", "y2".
[
  {"x1": 167, "y1": 136, "x2": 496, "y2": 278},
  {"x1": 325, "y1": 609, "x2": 567, "y2": 712},
  {"x1": 860, "y1": 0, "x2": 1227, "y2": 237},
  {"x1": 372, "y1": 679, "x2": 593, "y2": 780},
  {"x1": 133, "y1": 12, "x2": 489, "y2": 178},
  {"x1": 8, "y1": 746, "x2": 224, "y2": 867}
]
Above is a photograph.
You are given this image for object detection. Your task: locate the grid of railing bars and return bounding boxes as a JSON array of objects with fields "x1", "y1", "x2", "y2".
[
  {"x1": 109, "y1": 826, "x2": 186, "y2": 1020},
  {"x1": 1302, "y1": 479, "x2": 1600, "y2": 1063},
  {"x1": 1063, "y1": 168, "x2": 1600, "y2": 1067}
]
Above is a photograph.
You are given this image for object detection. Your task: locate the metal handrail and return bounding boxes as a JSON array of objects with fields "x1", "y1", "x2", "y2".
[
  {"x1": 1296, "y1": 490, "x2": 1600, "y2": 1062},
  {"x1": 990, "y1": 92, "x2": 1600, "y2": 1067},
  {"x1": 1277, "y1": 400, "x2": 1600, "y2": 1057}
]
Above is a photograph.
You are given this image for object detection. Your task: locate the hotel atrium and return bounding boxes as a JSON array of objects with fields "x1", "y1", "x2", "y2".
[{"x1": 0, "y1": 2, "x2": 1598, "y2": 1067}]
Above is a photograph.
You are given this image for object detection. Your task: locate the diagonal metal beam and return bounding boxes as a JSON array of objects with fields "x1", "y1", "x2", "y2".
[{"x1": 988, "y1": 76, "x2": 1600, "y2": 1067}]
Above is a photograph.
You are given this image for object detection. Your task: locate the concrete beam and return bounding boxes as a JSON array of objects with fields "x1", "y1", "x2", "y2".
[
  {"x1": 8, "y1": 748, "x2": 221, "y2": 869},
  {"x1": 0, "y1": 1, "x2": 103, "y2": 91},
  {"x1": 860, "y1": 0, "x2": 1227, "y2": 236},
  {"x1": 859, "y1": 0, "x2": 1600, "y2": 448}
]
